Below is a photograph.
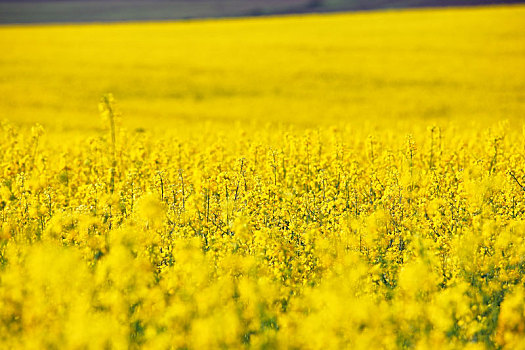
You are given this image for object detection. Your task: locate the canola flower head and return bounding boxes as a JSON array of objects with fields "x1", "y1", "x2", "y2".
[{"x1": 135, "y1": 192, "x2": 167, "y2": 227}]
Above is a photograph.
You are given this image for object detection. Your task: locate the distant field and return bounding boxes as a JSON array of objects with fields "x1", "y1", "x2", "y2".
[
  {"x1": 0, "y1": 5, "x2": 524, "y2": 132},
  {"x1": 0, "y1": 0, "x2": 311, "y2": 24},
  {"x1": 1, "y1": 0, "x2": 524, "y2": 24}
]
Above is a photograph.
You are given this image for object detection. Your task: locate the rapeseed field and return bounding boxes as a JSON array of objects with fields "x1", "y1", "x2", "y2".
[{"x1": 1, "y1": 5, "x2": 525, "y2": 349}]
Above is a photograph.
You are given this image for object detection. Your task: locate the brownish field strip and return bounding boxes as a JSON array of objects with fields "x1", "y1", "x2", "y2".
[{"x1": 1, "y1": 0, "x2": 524, "y2": 24}]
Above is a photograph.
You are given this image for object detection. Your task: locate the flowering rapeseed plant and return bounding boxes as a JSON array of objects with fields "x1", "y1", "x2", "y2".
[{"x1": 1, "y1": 114, "x2": 525, "y2": 348}]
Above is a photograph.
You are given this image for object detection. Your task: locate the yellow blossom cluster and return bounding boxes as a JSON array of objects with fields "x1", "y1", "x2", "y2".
[{"x1": 1, "y1": 112, "x2": 524, "y2": 348}]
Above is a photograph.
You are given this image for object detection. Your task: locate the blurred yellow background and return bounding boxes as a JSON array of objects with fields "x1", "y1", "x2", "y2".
[{"x1": 1, "y1": 5, "x2": 524, "y2": 133}]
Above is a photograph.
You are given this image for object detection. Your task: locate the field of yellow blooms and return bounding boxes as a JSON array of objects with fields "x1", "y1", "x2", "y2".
[{"x1": 1, "y1": 4, "x2": 525, "y2": 349}]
